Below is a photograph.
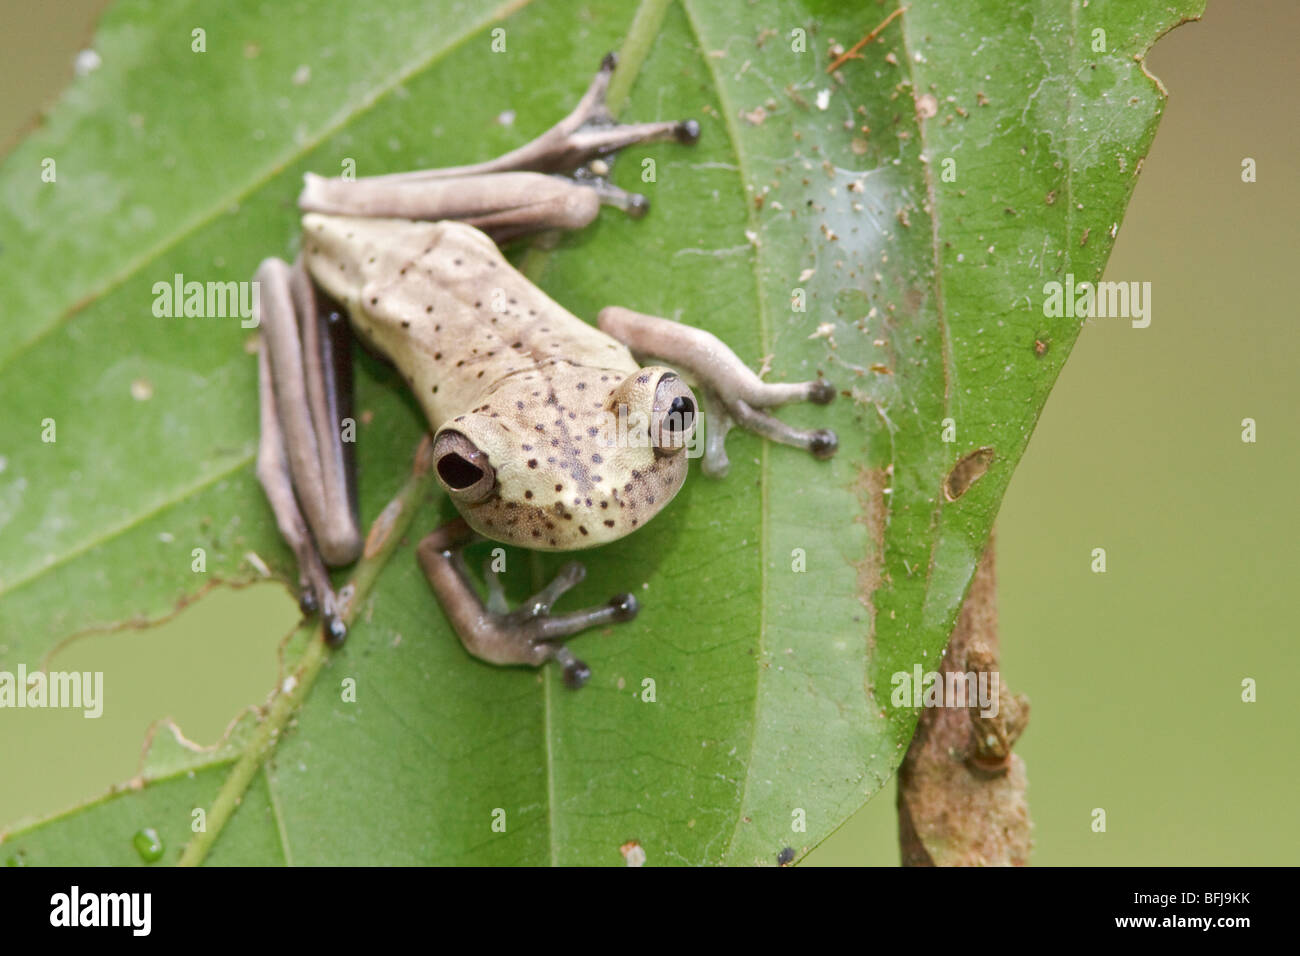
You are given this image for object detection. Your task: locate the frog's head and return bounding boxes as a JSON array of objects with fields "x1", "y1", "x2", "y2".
[{"x1": 431, "y1": 364, "x2": 697, "y2": 550}]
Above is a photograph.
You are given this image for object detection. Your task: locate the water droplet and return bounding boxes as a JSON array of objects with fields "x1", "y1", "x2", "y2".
[
  {"x1": 132, "y1": 828, "x2": 164, "y2": 863},
  {"x1": 74, "y1": 49, "x2": 102, "y2": 77}
]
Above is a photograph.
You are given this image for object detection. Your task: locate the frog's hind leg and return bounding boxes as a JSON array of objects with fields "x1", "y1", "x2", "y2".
[
  {"x1": 598, "y1": 306, "x2": 839, "y2": 478},
  {"x1": 254, "y1": 256, "x2": 363, "y2": 645},
  {"x1": 297, "y1": 53, "x2": 697, "y2": 239},
  {"x1": 418, "y1": 519, "x2": 638, "y2": 689}
]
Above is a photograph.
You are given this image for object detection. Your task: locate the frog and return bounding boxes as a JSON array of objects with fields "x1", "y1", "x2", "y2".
[{"x1": 254, "y1": 55, "x2": 838, "y2": 688}]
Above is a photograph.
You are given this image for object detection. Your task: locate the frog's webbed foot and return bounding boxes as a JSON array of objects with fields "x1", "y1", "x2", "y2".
[
  {"x1": 432, "y1": 52, "x2": 699, "y2": 180},
  {"x1": 528, "y1": 52, "x2": 701, "y2": 175},
  {"x1": 420, "y1": 520, "x2": 638, "y2": 689},
  {"x1": 597, "y1": 306, "x2": 838, "y2": 478},
  {"x1": 505, "y1": 52, "x2": 700, "y2": 220},
  {"x1": 298, "y1": 54, "x2": 698, "y2": 238},
  {"x1": 694, "y1": 384, "x2": 837, "y2": 479}
]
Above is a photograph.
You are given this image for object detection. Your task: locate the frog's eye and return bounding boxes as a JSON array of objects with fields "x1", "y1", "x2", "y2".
[
  {"x1": 433, "y1": 430, "x2": 496, "y2": 503},
  {"x1": 652, "y1": 373, "x2": 697, "y2": 457}
]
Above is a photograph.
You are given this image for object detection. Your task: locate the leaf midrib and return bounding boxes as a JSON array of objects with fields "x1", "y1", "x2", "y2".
[{"x1": 676, "y1": 0, "x2": 773, "y2": 865}]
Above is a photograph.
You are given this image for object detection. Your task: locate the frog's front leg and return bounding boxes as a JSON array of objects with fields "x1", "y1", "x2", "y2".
[
  {"x1": 417, "y1": 519, "x2": 639, "y2": 689},
  {"x1": 597, "y1": 307, "x2": 838, "y2": 477},
  {"x1": 298, "y1": 53, "x2": 699, "y2": 241}
]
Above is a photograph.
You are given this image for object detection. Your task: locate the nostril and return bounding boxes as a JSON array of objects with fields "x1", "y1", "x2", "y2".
[{"x1": 437, "y1": 453, "x2": 484, "y2": 490}]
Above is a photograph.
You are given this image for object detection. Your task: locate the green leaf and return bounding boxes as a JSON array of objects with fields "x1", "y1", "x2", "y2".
[{"x1": 0, "y1": 0, "x2": 1200, "y2": 865}]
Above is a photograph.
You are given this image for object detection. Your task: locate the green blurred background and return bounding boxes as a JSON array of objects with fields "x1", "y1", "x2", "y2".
[{"x1": 2, "y1": 0, "x2": 1295, "y2": 865}]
